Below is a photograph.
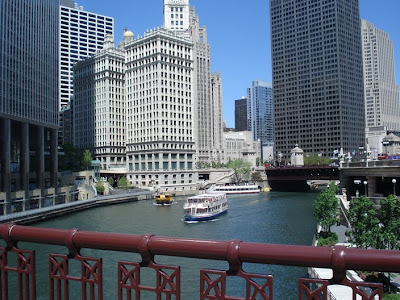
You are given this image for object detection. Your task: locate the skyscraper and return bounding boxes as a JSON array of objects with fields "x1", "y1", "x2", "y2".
[
  {"x1": 247, "y1": 81, "x2": 274, "y2": 160},
  {"x1": 163, "y1": 0, "x2": 225, "y2": 164},
  {"x1": 361, "y1": 19, "x2": 400, "y2": 131},
  {"x1": 73, "y1": 34, "x2": 126, "y2": 170},
  {"x1": 235, "y1": 98, "x2": 248, "y2": 132},
  {"x1": 0, "y1": 0, "x2": 59, "y2": 212},
  {"x1": 59, "y1": 0, "x2": 114, "y2": 110},
  {"x1": 270, "y1": 0, "x2": 365, "y2": 159}
]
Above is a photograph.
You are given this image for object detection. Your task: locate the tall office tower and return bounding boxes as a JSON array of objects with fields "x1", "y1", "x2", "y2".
[
  {"x1": 247, "y1": 81, "x2": 274, "y2": 160},
  {"x1": 0, "y1": 0, "x2": 59, "y2": 213},
  {"x1": 270, "y1": 0, "x2": 365, "y2": 159},
  {"x1": 361, "y1": 19, "x2": 400, "y2": 131},
  {"x1": 211, "y1": 73, "x2": 225, "y2": 162},
  {"x1": 124, "y1": 29, "x2": 197, "y2": 189},
  {"x1": 235, "y1": 98, "x2": 248, "y2": 132},
  {"x1": 59, "y1": 0, "x2": 114, "y2": 110},
  {"x1": 73, "y1": 34, "x2": 125, "y2": 170},
  {"x1": 189, "y1": 6, "x2": 225, "y2": 163},
  {"x1": 163, "y1": 0, "x2": 190, "y2": 32}
]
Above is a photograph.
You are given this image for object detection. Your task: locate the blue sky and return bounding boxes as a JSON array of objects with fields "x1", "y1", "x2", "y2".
[{"x1": 76, "y1": 0, "x2": 400, "y2": 128}]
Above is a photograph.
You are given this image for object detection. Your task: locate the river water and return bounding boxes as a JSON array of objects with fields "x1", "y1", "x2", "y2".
[{"x1": 20, "y1": 191, "x2": 317, "y2": 299}]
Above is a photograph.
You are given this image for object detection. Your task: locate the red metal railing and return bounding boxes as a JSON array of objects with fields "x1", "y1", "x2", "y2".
[{"x1": 1, "y1": 223, "x2": 399, "y2": 299}]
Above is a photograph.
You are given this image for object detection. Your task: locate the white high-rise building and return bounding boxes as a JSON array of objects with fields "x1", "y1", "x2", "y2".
[
  {"x1": 59, "y1": 0, "x2": 114, "y2": 110},
  {"x1": 163, "y1": 0, "x2": 190, "y2": 32},
  {"x1": 361, "y1": 19, "x2": 400, "y2": 131},
  {"x1": 73, "y1": 34, "x2": 126, "y2": 170},
  {"x1": 124, "y1": 28, "x2": 197, "y2": 191}
]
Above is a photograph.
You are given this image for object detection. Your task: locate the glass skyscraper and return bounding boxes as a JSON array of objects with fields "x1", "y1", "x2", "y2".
[
  {"x1": 270, "y1": 0, "x2": 365, "y2": 159},
  {"x1": 247, "y1": 81, "x2": 274, "y2": 156},
  {"x1": 0, "y1": 0, "x2": 59, "y2": 214}
]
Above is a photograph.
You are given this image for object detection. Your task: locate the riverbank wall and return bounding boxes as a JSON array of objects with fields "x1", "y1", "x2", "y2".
[{"x1": 0, "y1": 190, "x2": 154, "y2": 225}]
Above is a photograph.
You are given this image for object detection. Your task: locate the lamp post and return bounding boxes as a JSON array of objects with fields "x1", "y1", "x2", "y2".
[
  {"x1": 363, "y1": 180, "x2": 368, "y2": 197},
  {"x1": 392, "y1": 179, "x2": 397, "y2": 196},
  {"x1": 354, "y1": 179, "x2": 361, "y2": 198}
]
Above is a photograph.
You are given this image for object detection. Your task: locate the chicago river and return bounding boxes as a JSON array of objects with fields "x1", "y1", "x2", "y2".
[{"x1": 23, "y1": 192, "x2": 317, "y2": 299}]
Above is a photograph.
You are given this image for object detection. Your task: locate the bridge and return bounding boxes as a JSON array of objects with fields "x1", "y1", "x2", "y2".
[
  {"x1": 1, "y1": 223, "x2": 399, "y2": 299},
  {"x1": 266, "y1": 166, "x2": 340, "y2": 192}
]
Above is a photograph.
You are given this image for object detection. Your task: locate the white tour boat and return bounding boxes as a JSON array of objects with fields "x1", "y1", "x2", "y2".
[
  {"x1": 183, "y1": 193, "x2": 228, "y2": 222},
  {"x1": 206, "y1": 184, "x2": 260, "y2": 194}
]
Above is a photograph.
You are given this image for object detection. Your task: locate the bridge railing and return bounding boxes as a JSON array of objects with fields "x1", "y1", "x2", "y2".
[{"x1": 1, "y1": 223, "x2": 399, "y2": 299}]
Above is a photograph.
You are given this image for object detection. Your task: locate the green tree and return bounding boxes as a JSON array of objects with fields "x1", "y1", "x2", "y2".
[
  {"x1": 107, "y1": 177, "x2": 115, "y2": 187},
  {"x1": 313, "y1": 185, "x2": 339, "y2": 234},
  {"x1": 377, "y1": 195, "x2": 400, "y2": 250},
  {"x1": 227, "y1": 159, "x2": 252, "y2": 184},
  {"x1": 82, "y1": 149, "x2": 92, "y2": 170},
  {"x1": 59, "y1": 143, "x2": 80, "y2": 171},
  {"x1": 347, "y1": 196, "x2": 379, "y2": 248},
  {"x1": 95, "y1": 182, "x2": 105, "y2": 195},
  {"x1": 117, "y1": 176, "x2": 129, "y2": 190},
  {"x1": 251, "y1": 171, "x2": 263, "y2": 183},
  {"x1": 304, "y1": 153, "x2": 332, "y2": 166}
]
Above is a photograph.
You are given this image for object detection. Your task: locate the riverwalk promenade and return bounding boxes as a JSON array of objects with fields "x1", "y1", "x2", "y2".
[{"x1": 0, "y1": 189, "x2": 154, "y2": 225}]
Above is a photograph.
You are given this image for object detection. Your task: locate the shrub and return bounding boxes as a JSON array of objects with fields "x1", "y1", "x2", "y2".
[{"x1": 317, "y1": 232, "x2": 338, "y2": 246}]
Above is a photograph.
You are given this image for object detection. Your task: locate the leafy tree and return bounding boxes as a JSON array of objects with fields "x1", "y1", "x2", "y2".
[
  {"x1": 377, "y1": 195, "x2": 400, "y2": 250},
  {"x1": 82, "y1": 149, "x2": 92, "y2": 170},
  {"x1": 95, "y1": 182, "x2": 104, "y2": 195},
  {"x1": 313, "y1": 185, "x2": 339, "y2": 234},
  {"x1": 304, "y1": 153, "x2": 332, "y2": 166},
  {"x1": 107, "y1": 177, "x2": 115, "y2": 187},
  {"x1": 347, "y1": 195, "x2": 379, "y2": 248},
  {"x1": 117, "y1": 176, "x2": 129, "y2": 190},
  {"x1": 227, "y1": 159, "x2": 252, "y2": 184},
  {"x1": 251, "y1": 171, "x2": 263, "y2": 183},
  {"x1": 59, "y1": 143, "x2": 80, "y2": 171}
]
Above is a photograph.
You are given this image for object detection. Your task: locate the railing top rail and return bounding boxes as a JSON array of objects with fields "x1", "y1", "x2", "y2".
[{"x1": 1, "y1": 223, "x2": 400, "y2": 273}]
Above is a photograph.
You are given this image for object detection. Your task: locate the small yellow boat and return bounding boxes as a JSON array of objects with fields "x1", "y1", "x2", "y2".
[{"x1": 155, "y1": 193, "x2": 173, "y2": 205}]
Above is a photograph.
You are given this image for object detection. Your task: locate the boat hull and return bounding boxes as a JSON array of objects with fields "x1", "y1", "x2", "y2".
[{"x1": 183, "y1": 209, "x2": 228, "y2": 222}]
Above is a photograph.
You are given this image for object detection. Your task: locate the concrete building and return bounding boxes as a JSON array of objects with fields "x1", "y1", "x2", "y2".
[
  {"x1": 73, "y1": 34, "x2": 126, "y2": 171},
  {"x1": 235, "y1": 98, "x2": 248, "y2": 132},
  {"x1": 361, "y1": 19, "x2": 400, "y2": 131},
  {"x1": 270, "y1": 0, "x2": 365, "y2": 160},
  {"x1": 0, "y1": 0, "x2": 60, "y2": 214},
  {"x1": 247, "y1": 80, "x2": 274, "y2": 161},
  {"x1": 59, "y1": 0, "x2": 114, "y2": 110},
  {"x1": 163, "y1": 0, "x2": 190, "y2": 32},
  {"x1": 162, "y1": 0, "x2": 225, "y2": 165},
  {"x1": 124, "y1": 28, "x2": 197, "y2": 192},
  {"x1": 224, "y1": 131, "x2": 261, "y2": 167}
]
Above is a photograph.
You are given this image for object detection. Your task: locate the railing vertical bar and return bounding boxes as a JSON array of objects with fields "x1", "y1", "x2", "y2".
[
  {"x1": 64, "y1": 278, "x2": 69, "y2": 300},
  {"x1": 56, "y1": 279, "x2": 61, "y2": 300},
  {"x1": 23, "y1": 273, "x2": 29, "y2": 300},
  {"x1": 17, "y1": 269, "x2": 22, "y2": 300}
]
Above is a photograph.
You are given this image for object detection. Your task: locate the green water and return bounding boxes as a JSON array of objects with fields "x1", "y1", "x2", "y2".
[{"x1": 16, "y1": 191, "x2": 317, "y2": 299}]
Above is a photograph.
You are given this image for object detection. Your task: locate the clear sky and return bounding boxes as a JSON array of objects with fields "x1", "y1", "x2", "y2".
[{"x1": 76, "y1": 0, "x2": 400, "y2": 128}]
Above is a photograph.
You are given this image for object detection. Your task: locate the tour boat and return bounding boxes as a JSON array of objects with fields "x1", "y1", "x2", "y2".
[
  {"x1": 183, "y1": 193, "x2": 228, "y2": 222},
  {"x1": 206, "y1": 184, "x2": 260, "y2": 194},
  {"x1": 155, "y1": 193, "x2": 173, "y2": 205}
]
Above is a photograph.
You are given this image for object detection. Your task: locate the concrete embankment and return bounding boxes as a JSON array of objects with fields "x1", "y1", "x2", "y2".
[{"x1": 0, "y1": 190, "x2": 154, "y2": 225}]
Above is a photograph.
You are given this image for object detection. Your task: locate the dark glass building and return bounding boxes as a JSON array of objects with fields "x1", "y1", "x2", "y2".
[
  {"x1": 270, "y1": 0, "x2": 365, "y2": 159},
  {"x1": 235, "y1": 98, "x2": 248, "y2": 132},
  {"x1": 0, "y1": 0, "x2": 59, "y2": 214}
]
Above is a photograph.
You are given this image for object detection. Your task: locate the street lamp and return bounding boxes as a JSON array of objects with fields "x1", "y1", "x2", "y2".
[
  {"x1": 354, "y1": 179, "x2": 361, "y2": 198},
  {"x1": 392, "y1": 179, "x2": 397, "y2": 196},
  {"x1": 363, "y1": 180, "x2": 368, "y2": 197}
]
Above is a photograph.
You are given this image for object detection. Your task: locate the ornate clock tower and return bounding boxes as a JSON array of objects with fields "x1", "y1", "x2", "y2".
[{"x1": 163, "y1": 0, "x2": 190, "y2": 32}]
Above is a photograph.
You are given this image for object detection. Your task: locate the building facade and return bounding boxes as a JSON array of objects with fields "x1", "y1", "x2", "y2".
[
  {"x1": 224, "y1": 131, "x2": 261, "y2": 167},
  {"x1": 361, "y1": 19, "x2": 400, "y2": 132},
  {"x1": 247, "y1": 80, "x2": 274, "y2": 161},
  {"x1": 73, "y1": 34, "x2": 126, "y2": 170},
  {"x1": 270, "y1": 0, "x2": 365, "y2": 159},
  {"x1": 0, "y1": 0, "x2": 59, "y2": 213},
  {"x1": 124, "y1": 29, "x2": 197, "y2": 191},
  {"x1": 235, "y1": 98, "x2": 248, "y2": 132},
  {"x1": 59, "y1": 0, "x2": 114, "y2": 110}
]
